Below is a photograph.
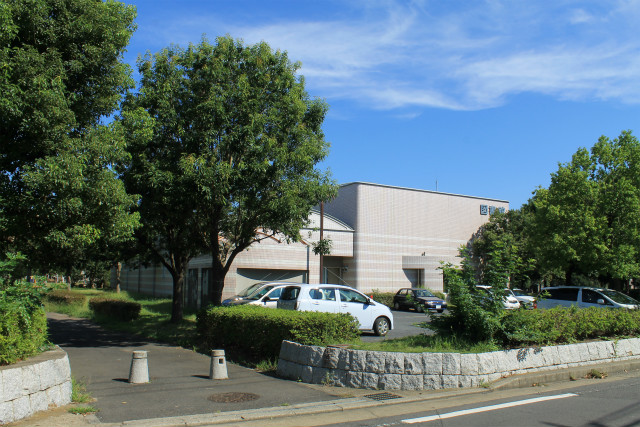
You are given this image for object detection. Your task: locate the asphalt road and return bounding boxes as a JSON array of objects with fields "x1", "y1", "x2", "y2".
[
  {"x1": 321, "y1": 374, "x2": 640, "y2": 427},
  {"x1": 217, "y1": 369, "x2": 640, "y2": 427},
  {"x1": 361, "y1": 308, "x2": 442, "y2": 342}
]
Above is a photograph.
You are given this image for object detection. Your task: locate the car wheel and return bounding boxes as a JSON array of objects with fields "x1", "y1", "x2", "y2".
[
  {"x1": 415, "y1": 304, "x2": 424, "y2": 313},
  {"x1": 373, "y1": 317, "x2": 390, "y2": 336},
  {"x1": 393, "y1": 302, "x2": 400, "y2": 310}
]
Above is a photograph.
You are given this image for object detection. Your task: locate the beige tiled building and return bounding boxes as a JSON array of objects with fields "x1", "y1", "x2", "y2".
[{"x1": 115, "y1": 182, "x2": 508, "y2": 307}]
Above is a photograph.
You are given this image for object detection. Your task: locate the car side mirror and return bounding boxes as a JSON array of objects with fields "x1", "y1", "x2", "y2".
[
  {"x1": 262, "y1": 296, "x2": 271, "y2": 302},
  {"x1": 597, "y1": 298, "x2": 605, "y2": 305}
]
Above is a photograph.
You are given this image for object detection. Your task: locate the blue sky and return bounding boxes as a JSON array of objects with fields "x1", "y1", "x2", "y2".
[{"x1": 121, "y1": 0, "x2": 640, "y2": 209}]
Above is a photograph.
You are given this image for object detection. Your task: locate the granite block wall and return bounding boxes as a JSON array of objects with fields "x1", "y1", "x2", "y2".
[
  {"x1": 0, "y1": 347, "x2": 72, "y2": 424},
  {"x1": 277, "y1": 338, "x2": 640, "y2": 390}
]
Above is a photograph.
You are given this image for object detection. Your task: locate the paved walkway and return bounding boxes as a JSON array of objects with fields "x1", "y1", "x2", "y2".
[{"x1": 11, "y1": 313, "x2": 346, "y2": 426}]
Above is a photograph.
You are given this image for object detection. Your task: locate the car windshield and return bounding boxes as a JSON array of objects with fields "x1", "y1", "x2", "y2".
[
  {"x1": 414, "y1": 289, "x2": 435, "y2": 298},
  {"x1": 246, "y1": 285, "x2": 274, "y2": 300},
  {"x1": 600, "y1": 289, "x2": 639, "y2": 305},
  {"x1": 237, "y1": 282, "x2": 266, "y2": 297},
  {"x1": 512, "y1": 290, "x2": 528, "y2": 297}
]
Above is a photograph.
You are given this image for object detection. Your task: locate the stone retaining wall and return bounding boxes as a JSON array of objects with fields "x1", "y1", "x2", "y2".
[
  {"x1": 277, "y1": 338, "x2": 640, "y2": 390},
  {"x1": 0, "y1": 346, "x2": 72, "y2": 424}
]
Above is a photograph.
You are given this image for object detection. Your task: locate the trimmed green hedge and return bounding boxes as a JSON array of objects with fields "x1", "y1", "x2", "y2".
[
  {"x1": 371, "y1": 291, "x2": 394, "y2": 308},
  {"x1": 1, "y1": 282, "x2": 49, "y2": 365},
  {"x1": 89, "y1": 297, "x2": 141, "y2": 321},
  {"x1": 197, "y1": 305, "x2": 360, "y2": 361},
  {"x1": 500, "y1": 306, "x2": 640, "y2": 346},
  {"x1": 45, "y1": 289, "x2": 87, "y2": 305}
]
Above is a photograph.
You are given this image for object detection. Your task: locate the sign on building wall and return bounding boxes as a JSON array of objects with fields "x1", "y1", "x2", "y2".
[{"x1": 480, "y1": 205, "x2": 506, "y2": 215}]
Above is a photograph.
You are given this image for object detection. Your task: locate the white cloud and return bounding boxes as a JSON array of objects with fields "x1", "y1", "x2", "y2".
[
  {"x1": 568, "y1": 9, "x2": 594, "y2": 24},
  {"x1": 130, "y1": 0, "x2": 640, "y2": 112}
]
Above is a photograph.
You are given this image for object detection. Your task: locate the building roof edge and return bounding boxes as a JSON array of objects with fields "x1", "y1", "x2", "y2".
[{"x1": 339, "y1": 181, "x2": 510, "y2": 204}]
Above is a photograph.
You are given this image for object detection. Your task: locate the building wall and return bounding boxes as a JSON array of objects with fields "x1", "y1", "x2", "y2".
[
  {"x1": 113, "y1": 182, "x2": 507, "y2": 305},
  {"x1": 324, "y1": 182, "x2": 509, "y2": 293}
]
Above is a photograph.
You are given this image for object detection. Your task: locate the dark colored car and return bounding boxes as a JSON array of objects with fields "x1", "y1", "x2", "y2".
[{"x1": 392, "y1": 288, "x2": 447, "y2": 313}]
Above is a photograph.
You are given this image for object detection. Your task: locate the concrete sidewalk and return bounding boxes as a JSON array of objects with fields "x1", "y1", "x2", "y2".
[
  {"x1": 9, "y1": 313, "x2": 353, "y2": 426},
  {"x1": 9, "y1": 314, "x2": 640, "y2": 427}
]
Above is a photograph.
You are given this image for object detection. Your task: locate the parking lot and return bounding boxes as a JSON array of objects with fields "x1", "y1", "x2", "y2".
[{"x1": 360, "y1": 309, "x2": 444, "y2": 342}]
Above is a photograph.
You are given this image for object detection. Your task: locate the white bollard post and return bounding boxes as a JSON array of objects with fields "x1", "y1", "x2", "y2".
[
  {"x1": 129, "y1": 350, "x2": 149, "y2": 384},
  {"x1": 209, "y1": 349, "x2": 228, "y2": 380}
]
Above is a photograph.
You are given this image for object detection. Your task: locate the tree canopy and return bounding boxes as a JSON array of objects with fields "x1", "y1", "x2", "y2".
[
  {"x1": 461, "y1": 131, "x2": 640, "y2": 292},
  {"x1": 530, "y1": 131, "x2": 640, "y2": 288},
  {"x1": 0, "y1": 0, "x2": 140, "y2": 278},
  {"x1": 120, "y1": 35, "x2": 337, "y2": 321},
  {"x1": 464, "y1": 208, "x2": 537, "y2": 290}
]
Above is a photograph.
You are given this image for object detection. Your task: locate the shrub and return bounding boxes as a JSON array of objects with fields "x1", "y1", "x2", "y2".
[
  {"x1": 89, "y1": 297, "x2": 141, "y2": 321},
  {"x1": 430, "y1": 263, "x2": 502, "y2": 342},
  {"x1": 0, "y1": 280, "x2": 49, "y2": 365},
  {"x1": 371, "y1": 290, "x2": 394, "y2": 308},
  {"x1": 45, "y1": 289, "x2": 87, "y2": 305},
  {"x1": 499, "y1": 306, "x2": 640, "y2": 346},
  {"x1": 197, "y1": 305, "x2": 360, "y2": 362},
  {"x1": 433, "y1": 290, "x2": 447, "y2": 300}
]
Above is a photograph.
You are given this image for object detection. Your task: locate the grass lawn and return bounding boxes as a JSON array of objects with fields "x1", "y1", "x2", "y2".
[{"x1": 44, "y1": 288, "x2": 200, "y2": 350}]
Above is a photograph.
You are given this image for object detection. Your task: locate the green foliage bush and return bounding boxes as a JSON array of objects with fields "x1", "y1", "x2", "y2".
[
  {"x1": 45, "y1": 289, "x2": 87, "y2": 305},
  {"x1": 431, "y1": 263, "x2": 503, "y2": 341},
  {"x1": 0, "y1": 281, "x2": 49, "y2": 365},
  {"x1": 89, "y1": 297, "x2": 141, "y2": 321},
  {"x1": 499, "y1": 306, "x2": 640, "y2": 346},
  {"x1": 197, "y1": 305, "x2": 360, "y2": 362},
  {"x1": 371, "y1": 290, "x2": 394, "y2": 308},
  {"x1": 433, "y1": 259, "x2": 640, "y2": 347}
]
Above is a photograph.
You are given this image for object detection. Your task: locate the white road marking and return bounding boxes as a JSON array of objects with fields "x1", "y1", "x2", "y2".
[{"x1": 402, "y1": 393, "x2": 578, "y2": 424}]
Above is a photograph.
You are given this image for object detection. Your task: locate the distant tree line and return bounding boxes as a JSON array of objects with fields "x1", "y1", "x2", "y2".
[{"x1": 463, "y1": 130, "x2": 640, "y2": 293}]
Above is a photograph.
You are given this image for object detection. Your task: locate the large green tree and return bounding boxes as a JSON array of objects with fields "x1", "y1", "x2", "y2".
[
  {"x1": 531, "y1": 131, "x2": 640, "y2": 288},
  {"x1": 0, "y1": 0, "x2": 140, "y2": 277},
  {"x1": 120, "y1": 36, "x2": 337, "y2": 321},
  {"x1": 465, "y1": 207, "x2": 537, "y2": 290}
]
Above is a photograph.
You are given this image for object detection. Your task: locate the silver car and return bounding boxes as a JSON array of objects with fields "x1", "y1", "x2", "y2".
[{"x1": 537, "y1": 286, "x2": 639, "y2": 309}]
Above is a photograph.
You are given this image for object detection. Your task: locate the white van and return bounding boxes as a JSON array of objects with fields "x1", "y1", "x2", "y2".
[
  {"x1": 537, "y1": 286, "x2": 639, "y2": 309},
  {"x1": 277, "y1": 284, "x2": 394, "y2": 336}
]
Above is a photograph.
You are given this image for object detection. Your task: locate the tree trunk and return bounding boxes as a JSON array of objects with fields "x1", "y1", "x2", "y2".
[
  {"x1": 565, "y1": 263, "x2": 575, "y2": 286},
  {"x1": 210, "y1": 267, "x2": 225, "y2": 306},
  {"x1": 170, "y1": 269, "x2": 185, "y2": 323},
  {"x1": 115, "y1": 262, "x2": 121, "y2": 293}
]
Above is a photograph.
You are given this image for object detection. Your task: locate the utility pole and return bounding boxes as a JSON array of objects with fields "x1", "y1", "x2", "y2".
[{"x1": 319, "y1": 201, "x2": 324, "y2": 284}]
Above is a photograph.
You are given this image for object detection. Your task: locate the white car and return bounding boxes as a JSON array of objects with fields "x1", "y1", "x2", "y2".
[
  {"x1": 476, "y1": 285, "x2": 521, "y2": 309},
  {"x1": 277, "y1": 284, "x2": 394, "y2": 336},
  {"x1": 512, "y1": 289, "x2": 536, "y2": 309},
  {"x1": 224, "y1": 284, "x2": 288, "y2": 308},
  {"x1": 222, "y1": 281, "x2": 297, "y2": 306}
]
